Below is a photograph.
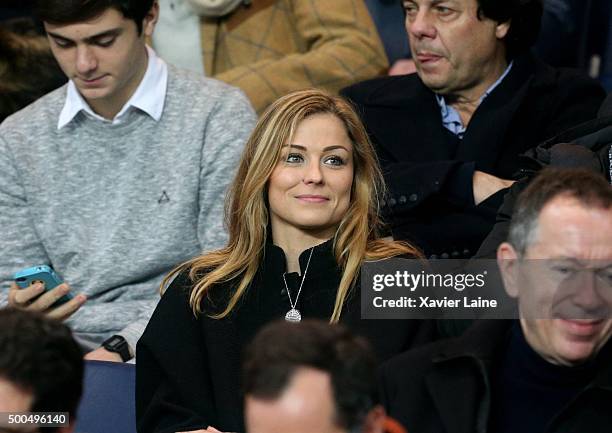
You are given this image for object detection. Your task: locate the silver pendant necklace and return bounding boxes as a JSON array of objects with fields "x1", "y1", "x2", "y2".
[{"x1": 282, "y1": 247, "x2": 314, "y2": 322}]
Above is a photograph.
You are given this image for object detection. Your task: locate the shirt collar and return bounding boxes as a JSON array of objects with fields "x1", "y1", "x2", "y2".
[
  {"x1": 58, "y1": 46, "x2": 168, "y2": 129},
  {"x1": 435, "y1": 61, "x2": 514, "y2": 138},
  {"x1": 480, "y1": 60, "x2": 514, "y2": 100}
]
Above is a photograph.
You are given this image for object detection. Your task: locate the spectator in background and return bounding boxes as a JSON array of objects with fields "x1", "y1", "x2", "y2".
[
  {"x1": 0, "y1": 0, "x2": 36, "y2": 22},
  {"x1": 0, "y1": 18, "x2": 66, "y2": 122},
  {"x1": 374, "y1": 0, "x2": 612, "y2": 84},
  {"x1": 243, "y1": 320, "x2": 407, "y2": 433},
  {"x1": 535, "y1": 0, "x2": 611, "y2": 82},
  {"x1": 0, "y1": 0, "x2": 255, "y2": 362},
  {"x1": 0, "y1": 308, "x2": 83, "y2": 433},
  {"x1": 152, "y1": 0, "x2": 388, "y2": 114},
  {"x1": 536, "y1": 0, "x2": 592, "y2": 68},
  {"x1": 342, "y1": 0, "x2": 605, "y2": 260},
  {"x1": 379, "y1": 168, "x2": 612, "y2": 433}
]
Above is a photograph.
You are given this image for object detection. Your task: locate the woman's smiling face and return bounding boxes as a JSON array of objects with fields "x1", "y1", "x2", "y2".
[{"x1": 268, "y1": 113, "x2": 354, "y2": 239}]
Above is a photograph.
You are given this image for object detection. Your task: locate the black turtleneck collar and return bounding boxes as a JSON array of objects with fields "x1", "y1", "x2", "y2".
[
  {"x1": 509, "y1": 322, "x2": 596, "y2": 386},
  {"x1": 262, "y1": 237, "x2": 338, "y2": 279},
  {"x1": 488, "y1": 322, "x2": 596, "y2": 433}
]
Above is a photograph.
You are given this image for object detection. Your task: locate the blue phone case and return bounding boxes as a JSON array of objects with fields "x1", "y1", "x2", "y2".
[{"x1": 14, "y1": 265, "x2": 73, "y2": 306}]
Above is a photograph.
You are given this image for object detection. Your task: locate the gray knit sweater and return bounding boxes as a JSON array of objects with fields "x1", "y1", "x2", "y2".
[{"x1": 0, "y1": 65, "x2": 256, "y2": 350}]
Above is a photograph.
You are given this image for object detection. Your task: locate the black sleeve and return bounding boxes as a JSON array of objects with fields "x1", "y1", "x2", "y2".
[
  {"x1": 382, "y1": 160, "x2": 477, "y2": 211},
  {"x1": 136, "y1": 272, "x2": 215, "y2": 433},
  {"x1": 473, "y1": 179, "x2": 530, "y2": 259},
  {"x1": 539, "y1": 70, "x2": 605, "y2": 141}
]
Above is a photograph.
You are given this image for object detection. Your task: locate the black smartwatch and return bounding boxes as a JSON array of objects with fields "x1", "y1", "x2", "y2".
[{"x1": 102, "y1": 335, "x2": 132, "y2": 362}]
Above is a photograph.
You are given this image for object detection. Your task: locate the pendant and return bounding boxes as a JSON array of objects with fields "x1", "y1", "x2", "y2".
[{"x1": 285, "y1": 308, "x2": 302, "y2": 322}]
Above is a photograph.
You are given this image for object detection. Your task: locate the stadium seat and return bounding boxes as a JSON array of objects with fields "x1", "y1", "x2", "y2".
[{"x1": 74, "y1": 360, "x2": 136, "y2": 433}]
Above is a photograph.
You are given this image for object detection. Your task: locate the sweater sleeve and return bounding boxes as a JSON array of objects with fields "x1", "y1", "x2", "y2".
[
  {"x1": 136, "y1": 272, "x2": 215, "y2": 433},
  {"x1": 118, "y1": 87, "x2": 255, "y2": 353},
  {"x1": 197, "y1": 87, "x2": 256, "y2": 252},
  {"x1": 214, "y1": 0, "x2": 388, "y2": 113},
  {"x1": 0, "y1": 132, "x2": 50, "y2": 302}
]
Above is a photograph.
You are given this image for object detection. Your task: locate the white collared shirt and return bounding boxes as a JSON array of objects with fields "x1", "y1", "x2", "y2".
[{"x1": 58, "y1": 46, "x2": 168, "y2": 129}]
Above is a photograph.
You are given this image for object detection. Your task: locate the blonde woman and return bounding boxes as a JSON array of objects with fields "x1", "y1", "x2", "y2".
[{"x1": 136, "y1": 89, "x2": 436, "y2": 433}]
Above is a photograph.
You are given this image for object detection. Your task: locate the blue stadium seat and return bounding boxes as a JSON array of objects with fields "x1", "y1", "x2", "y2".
[{"x1": 74, "y1": 360, "x2": 136, "y2": 433}]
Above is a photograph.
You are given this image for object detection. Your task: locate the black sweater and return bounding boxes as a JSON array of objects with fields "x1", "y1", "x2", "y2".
[
  {"x1": 488, "y1": 323, "x2": 594, "y2": 433},
  {"x1": 136, "y1": 240, "x2": 437, "y2": 433}
]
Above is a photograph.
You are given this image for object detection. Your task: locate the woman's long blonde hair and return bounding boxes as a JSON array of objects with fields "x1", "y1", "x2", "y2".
[{"x1": 163, "y1": 89, "x2": 420, "y2": 321}]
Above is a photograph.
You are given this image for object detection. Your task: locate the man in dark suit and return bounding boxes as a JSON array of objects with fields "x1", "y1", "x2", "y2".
[
  {"x1": 341, "y1": 0, "x2": 605, "y2": 259},
  {"x1": 379, "y1": 168, "x2": 612, "y2": 433}
]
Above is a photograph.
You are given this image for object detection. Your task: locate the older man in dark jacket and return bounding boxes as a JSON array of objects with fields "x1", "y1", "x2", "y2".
[
  {"x1": 379, "y1": 168, "x2": 612, "y2": 433},
  {"x1": 342, "y1": 0, "x2": 605, "y2": 259}
]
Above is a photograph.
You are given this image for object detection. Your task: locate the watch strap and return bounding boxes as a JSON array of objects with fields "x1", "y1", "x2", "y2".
[{"x1": 102, "y1": 335, "x2": 132, "y2": 362}]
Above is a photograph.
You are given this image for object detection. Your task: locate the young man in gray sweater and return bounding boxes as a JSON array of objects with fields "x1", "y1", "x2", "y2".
[{"x1": 0, "y1": 0, "x2": 256, "y2": 362}]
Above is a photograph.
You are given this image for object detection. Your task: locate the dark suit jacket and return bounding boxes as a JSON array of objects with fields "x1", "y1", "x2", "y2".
[
  {"x1": 341, "y1": 54, "x2": 605, "y2": 258},
  {"x1": 379, "y1": 320, "x2": 612, "y2": 433}
]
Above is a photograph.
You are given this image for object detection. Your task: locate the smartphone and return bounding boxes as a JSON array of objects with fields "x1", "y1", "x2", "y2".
[{"x1": 14, "y1": 265, "x2": 73, "y2": 306}]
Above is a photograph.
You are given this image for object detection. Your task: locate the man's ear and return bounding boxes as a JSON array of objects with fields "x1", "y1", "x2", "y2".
[
  {"x1": 362, "y1": 405, "x2": 386, "y2": 433},
  {"x1": 495, "y1": 19, "x2": 511, "y2": 40},
  {"x1": 142, "y1": 1, "x2": 159, "y2": 38},
  {"x1": 497, "y1": 242, "x2": 520, "y2": 298}
]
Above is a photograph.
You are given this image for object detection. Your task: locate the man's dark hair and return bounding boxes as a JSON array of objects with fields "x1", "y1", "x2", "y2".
[
  {"x1": 243, "y1": 320, "x2": 379, "y2": 431},
  {"x1": 0, "y1": 308, "x2": 84, "y2": 430},
  {"x1": 477, "y1": 0, "x2": 543, "y2": 59},
  {"x1": 34, "y1": 0, "x2": 154, "y2": 34},
  {"x1": 508, "y1": 167, "x2": 612, "y2": 254}
]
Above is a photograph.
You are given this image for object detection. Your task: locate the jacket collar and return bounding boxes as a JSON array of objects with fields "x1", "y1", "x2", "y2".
[
  {"x1": 262, "y1": 237, "x2": 338, "y2": 278},
  {"x1": 432, "y1": 319, "x2": 511, "y2": 363},
  {"x1": 425, "y1": 320, "x2": 612, "y2": 433},
  {"x1": 456, "y1": 54, "x2": 534, "y2": 171},
  {"x1": 423, "y1": 320, "x2": 509, "y2": 433}
]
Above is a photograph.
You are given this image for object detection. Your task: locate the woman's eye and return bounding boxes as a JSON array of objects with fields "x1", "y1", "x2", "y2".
[
  {"x1": 324, "y1": 156, "x2": 345, "y2": 166},
  {"x1": 285, "y1": 153, "x2": 303, "y2": 163}
]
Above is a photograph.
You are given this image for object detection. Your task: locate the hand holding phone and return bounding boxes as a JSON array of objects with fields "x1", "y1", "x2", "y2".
[
  {"x1": 9, "y1": 265, "x2": 87, "y2": 321},
  {"x1": 14, "y1": 265, "x2": 73, "y2": 305}
]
